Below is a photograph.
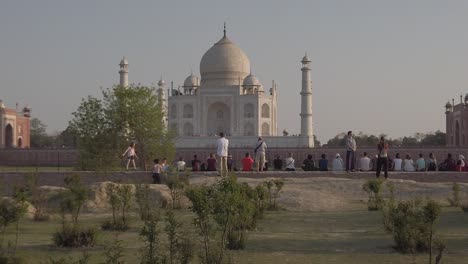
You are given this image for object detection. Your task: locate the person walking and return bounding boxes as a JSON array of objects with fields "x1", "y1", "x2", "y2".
[
  {"x1": 216, "y1": 132, "x2": 229, "y2": 176},
  {"x1": 254, "y1": 137, "x2": 267, "y2": 172},
  {"x1": 345, "y1": 131, "x2": 357, "y2": 172},
  {"x1": 122, "y1": 142, "x2": 138, "y2": 170},
  {"x1": 376, "y1": 136, "x2": 389, "y2": 179}
]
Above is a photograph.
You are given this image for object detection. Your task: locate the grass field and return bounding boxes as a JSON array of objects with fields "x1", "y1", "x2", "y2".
[{"x1": 2, "y1": 208, "x2": 468, "y2": 264}]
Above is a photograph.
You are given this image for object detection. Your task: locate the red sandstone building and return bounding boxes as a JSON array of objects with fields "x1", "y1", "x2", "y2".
[
  {"x1": 445, "y1": 95, "x2": 468, "y2": 147},
  {"x1": 0, "y1": 100, "x2": 31, "y2": 148}
]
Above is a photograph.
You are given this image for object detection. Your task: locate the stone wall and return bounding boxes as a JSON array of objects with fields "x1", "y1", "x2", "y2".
[{"x1": 0, "y1": 149, "x2": 78, "y2": 166}]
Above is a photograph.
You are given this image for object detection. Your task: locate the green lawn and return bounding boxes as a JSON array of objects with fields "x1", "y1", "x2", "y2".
[{"x1": 3, "y1": 208, "x2": 468, "y2": 263}]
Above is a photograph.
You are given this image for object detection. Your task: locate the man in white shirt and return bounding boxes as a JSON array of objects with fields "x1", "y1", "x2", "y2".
[
  {"x1": 176, "y1": 157, "x2": 186, "y2": 171},
  {"x1": 254, "y1": 137, "x2": 267, "y2": 172},
  {"x1": 345, "y1": 131, "x2": 357, "y2": 172},
  {"x1": 216, "y1": 132, "x2": 229, "y2": 176},
  {"x1": 284, "y1": 152, "x2": 295, "y2": 171},
  {"x1": 359, "y1": 152, "x2": 371, "y2": 172}
]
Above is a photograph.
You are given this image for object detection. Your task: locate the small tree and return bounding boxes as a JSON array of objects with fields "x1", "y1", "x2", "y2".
[
  {"x1": 135, "y1": 184, "x2": 153, "y2": 221},
  {"x1": 165, "y1": 211, "x2": 194, "y2": 264},
  {"x1": 448, "y1": 182, "x2": 460, "y2": 207},
  {"x1": 424, "y1": 200, "x2": 442, "y2": 264},
  {"x1": 63, "y1": 174, "x2": 88, "y2": 226},
  {"x1": 362, "y1": 178, "x2": 384, "y2": 211},
  {"x1": 105, "y1": 183, "x2": 121, "y2": 228},
  {"x1": 23, "y1": 173, "x2": 49, "y2": 221},
  {"x1": 139, "y1": 214, "x2": 165, "y2": 264},
  {"x1": 165, "y1": 172, "x2": 189, "y2": 209},
  {"x1": 117, "y1": 185, "x2": 132, "y2": 227},
  {"x1": 102, "y1": 235, "x2": 126, "y2": 264}
]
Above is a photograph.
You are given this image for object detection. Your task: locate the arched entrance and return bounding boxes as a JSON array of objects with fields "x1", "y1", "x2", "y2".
[
  {"x1": 17, "y1": 137, "x2": 22, "y2": 148},
  {"x1": 5, "y1": 124, "x2": 13, "y2": 148},
  {"x1": 207, "y1": 102, "x2": 230, "y2": 136}
]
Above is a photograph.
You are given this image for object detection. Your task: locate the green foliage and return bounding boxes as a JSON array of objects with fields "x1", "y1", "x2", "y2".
[
  {"x1": 70, "y1": 85, "x2": 175, "y2": 170},
  {"x1": 30, "y1": 118, "x2": 53, "y2": 148},
  {"x1": 165, "y1": 172, "x2": 190, "y2": 209},
  {"x1": 102, "y1": 236, "x2": 126, "y2": 264},
  {"x1": 42, "y1": 251, "x2": 91, "y2": 264},
  {"x1": 185, "y1": 175, "x2": 265, "y2": 263},
  {"x1": 52, "y1": 224, "x2": 98, "y2": 248},
  {"x1": 264, "y1": 179, "x2": 284, "y2": 210},
  {"x1": 135, "y1": 184, "x2": 154, "y2": 222},
  {"x1": 165, "y1": 211, "x2": 194, "y2": 264},
  {"x1": 0, "y1": 198, "x2": 27, "y2": 251},
  {"x1": 362, "y1": 179, "x2": 384, "y2": 211},
  {"x1": 22, "y1": 173, "x2": 49, "y2": 221},
  {"x1": 61, "y1": 174, "x2": 88, "y2": 226},
  {"x1": 101, "y1": 183, "x2": 132, "y2": 231},
  {"x1": 381, "y1": 199, "x2": 442, "y2": 255},
  {"x1": 448, "y1": 182, "x2": 461, "y2": 207},
  {"x1": 139, "y1": 215, "x2": 165, "y2": 264}
]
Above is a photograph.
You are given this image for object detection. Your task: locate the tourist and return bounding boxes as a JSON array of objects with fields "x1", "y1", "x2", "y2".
[
  {"x1": 440, "y1": 153, "x2": 456, "y2": 171},
  {"x1": 318, "y1": 154, "x2": 328, "y2": 171},
  {"x1": 359, "y1": 152, "x2": 371, "y2": 172},
  {"x1": 122, "y1": 142, "x2": 138, "y2": 170},
  {"x1": 403, "y1": 154, "x2": 415, "y2": 172},
  {"x1": 392, "y1": 153, "x2": 403, "y2": 171},
  {"x1": 376, "y1": 136, "x2": 389, "y2": 178},
  {"x1": 427, "y1": 153, "x2": 437, "y2": 171},
  {"x1": 227, "y1": 154, "x2": 235, "y2": 171},
  {"x1": 206, "y1": 153, "x2": 217, "y2": 171},
  {"x1": 161, "y1": 158, "x2": 170, "y2": 172},
  {"x1": 152, "y1": 159, "x2": 162, "y2": 184},
  {"x1": 254, "y1": 137, "x2": 267, "y2": 172},
  {"x1": 332, "y1": 153, "x2": 344, "y2": 171},
  {"x1": 415, "y1": 153, "x2": 426, "y2": 172},
  {"x1": 241, "y1": 153, "x2": 254, "y2": 171},
  {"x1": 216, "y1": 132, "x2": 229, "y2": 176},
  {"x1": 457, "y1": 155, "x2": 466, "y2": 172},
  {"x1": 191, "y1": 155, "x2": 201, "y2": 171},
  {"x1": 345, "y1": 131, "x2": 357, "y2": 172},
  {"x1": 285, "y1": 153, "x2": 296, "y2": 171},
  {"x1": 176, "y1": 157, "x2": 186, "y2": 172},
  {"x1": 302, "y1": 154, "x2": 315, "y2": 171},
  {"x1": 273, "y1": 155, "x2": 283, "y2": 170}
]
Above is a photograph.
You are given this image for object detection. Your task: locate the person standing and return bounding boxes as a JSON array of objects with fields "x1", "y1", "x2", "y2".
[
  {"x1": 122, "y1": 142, "x2": 138, "y2": 170},
  {"x1": 376, "y1": 136, "x2": 389, "y2": 179},
  {"x1": 216, "y1": 133, "x2": 229, "y2": 176},
  {"x1": 254, "y1": 137, "x2": 267, "y2": 172},
  {"x1": 345, "y1": 131, "x2": 357, "y2": 172},
  {"x1": 152, "y1": 159, "x2": 163, "y2": 184}
]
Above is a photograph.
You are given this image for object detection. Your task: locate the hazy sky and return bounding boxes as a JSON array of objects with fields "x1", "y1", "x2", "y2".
[{"x1": 2, "y1": 0, "x2": 468, "y2": 143}]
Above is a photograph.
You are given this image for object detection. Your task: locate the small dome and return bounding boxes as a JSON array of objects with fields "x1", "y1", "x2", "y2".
[
  {"x1": 301, "y1": 53, "x2": 311, "y2": 63},
  {"x1": 0, "y1": 100, "x2": 5, "y2": 109},
  {"x1": 158, "y1": 79, "x2": 165, "y2": 86},
  {"x1": 183, "y1": 74, "x2": 199, "y2": 87},
  {"x1": 445, "y1": 101, "x2": 452, "y2": 108},
  {"x1": 119, "y1": 56, "x2": 128, "y2": 65},
  {"x1": 243, "y1": 74, "x2": 262, "y2": 87},
  {"x1": 200, "y1": 36, "x2": 250, "y2": 81},
  {"x1": 464, "y1": 93, "x2": 468, "y2": 102}
]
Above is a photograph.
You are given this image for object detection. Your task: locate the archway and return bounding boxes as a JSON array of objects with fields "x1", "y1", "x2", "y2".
[
  {"x1": 244, "y1": 103, "x2": 254, "y2": 118},
  {"x1": 183, "y1": 122, "x2": 194, "y2": 136},
  {"x1": 456, "y1": 121, "x2": 460, "y2": 146},
  {"x1": 261, "y1": 103, "x2": 270, "y2": 118},
  {"x1": 244, "y1": 122, "x2": 254, "y2": 136},
  {"x1": 5, "y1": 124, "x2": 13, "y2": 148},
  {"x1": 17, "y1": 137, "x2": 22, "y2": 148},
  {"x1": 261, "y1": 122, "x2": 270, "y2": 136},
  {"x1": 207, "y1": 102, "x2": 231, "y2": 136},
  {"x1": 183, "y1": 104, "x2": 193, "y2": 118}
]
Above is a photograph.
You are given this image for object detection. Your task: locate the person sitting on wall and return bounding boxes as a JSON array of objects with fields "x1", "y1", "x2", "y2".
[
  {"x1": 206, "y1": 153, "x2": 217, "y2": 171},
  {"x1": 415, "y1": 153, "x2": 426, "y2": 172},
  {"x1": 403, "y1": 154, "x2": 415, "y2": 172},
  {"x1": 392, "y1": 153, "x2": 403, "y2": 171},
  {"x1": 227, "y1": 154, "x2": 235, "y2": 171},
  {"x1": 302, "y1": 154, "x2": 316, "y2": 171},
  {"x1": 456, "y1": 155, "x2": 466, "y2": 172},
  {"x1": 273, "y1": 155, "x2": 283, "y2": 170},
  {"x1": 439, "y1": 153, "x2": 456, "y2": 171},
  {"x1": 359, "y1": 152, "x2": 371, "y2": 172},
  {"x1": 176, "y1": 157, "x2": 186, "y2": 172},
  {"x1": 241, "y1": 153, "x2": 254, "y2": 171},
  {"x1": 427, "y1": 153, "x2": 437, "y2": 171},
  {"x1": 285, "y1": 153, "x2": 296, "y2": 171},
  {"x1": 191, "y1": 155, "x2": 201, "y2": 172},
  {"x1": 319, "y1": 154, "x2": 328, "y2": 171},
  {"x1": 332, "y1": 153, "x2": 344, "y2": 171}
]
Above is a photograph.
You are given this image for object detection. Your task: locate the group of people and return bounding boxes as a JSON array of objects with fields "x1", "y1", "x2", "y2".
[{"x1": 125, "y1": 130, "x2": 468, "y2": 183}]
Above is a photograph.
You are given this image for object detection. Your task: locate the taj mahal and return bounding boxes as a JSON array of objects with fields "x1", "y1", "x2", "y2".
[{"x1": 117, "y1": 26, "x2": 315, "y2": 149}]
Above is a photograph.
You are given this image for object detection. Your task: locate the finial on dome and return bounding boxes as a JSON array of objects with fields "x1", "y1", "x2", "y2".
[{"x1": 223, "y1": 22, "x2": 226, "y2": 37}]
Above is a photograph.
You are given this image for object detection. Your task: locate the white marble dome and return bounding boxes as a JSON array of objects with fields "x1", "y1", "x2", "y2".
[
  {"x1": 200, "y1": 36, "x2": 250, "y2": 81},
  {"x1": 183, "y1": 74, "x2": 199, "y2": 87},
  {"x1": 243, "y1": 74, "x2": 262, "y2": 87}
]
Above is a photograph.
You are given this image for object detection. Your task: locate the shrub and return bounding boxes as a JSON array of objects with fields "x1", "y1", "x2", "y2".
[
  {"x1": 135, "y1": 184, "x2": 153, "y2": 221},
  {"x1": 21, "y1": 173, "x2": 50, "y2": 221},
  {"x1": 139, "y1": 214, "x2": 165, "y2": 264},
  {"x1": 362, "y1": 178, "x2": 384, "y2": 211},
  {"x1": 165, "y1": 173, "x2": 189, "y2": 209},
  {"x1": 52, "y1": 225, "x2": 98, "y2": 248},
  {"x1": 447, "y1": 182, "x2": 461, "y2": 207},
  {"x1": 62, "y1": 174, "x2": 89, "y2": 226},
  {"x1": 103, "y1": 236, "x2": 126, "y2": 264},
  {"x1": 382, "y1": 199, "x2": 442, "y2": 255},
  {"x1": 102, "y1": 183, "x2": 132, "y2": 231},
  {"x1": 105, "y1": 183, "x2": 121, "y2": 228},
  {"x1": 263, "y1": 179, "x2": 284, "y2": 210},
  {"x1": 164, "y1": 211, "x2": 194, "y2": 264}
]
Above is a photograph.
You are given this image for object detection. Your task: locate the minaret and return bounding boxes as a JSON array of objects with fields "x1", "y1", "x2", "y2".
[
  {"x1": 300, "y1": 53, "x2": 313, "y2": 137},
  {"x1": 119, "y1": 56, "x2": 129, "y2": 87},
  {"x1": 157, "y1": 77, "x2": 168, "y2": 124}
]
